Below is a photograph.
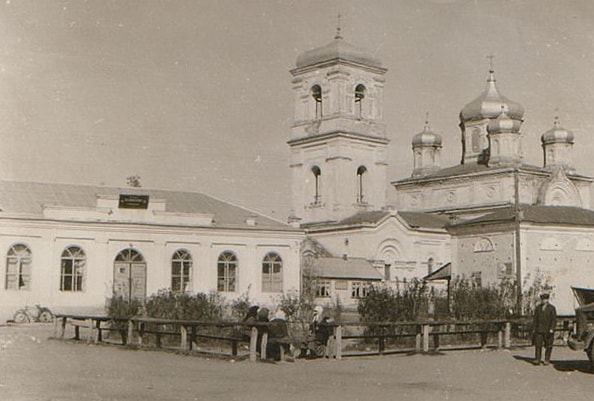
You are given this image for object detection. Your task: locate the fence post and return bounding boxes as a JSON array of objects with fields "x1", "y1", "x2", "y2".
[
  {"x1": 180, "y1": 325, "x2": 188, "y2": 350},
  {"x1": 94, "y1": 319, "x2": 102, "y2": 343},
  {"x1": 504, "y1": 322, "x2": 511, "y2": 348},
  {"x1": 249, "y1": 326, "x2": 258, "y2": 362},
  {"x1": 59, "y1": 316, "x2": 67, "y2": 339},
  {"x1": 423, "y1": 324, "x2": 430, "y2": 352},
  {"x1": 127, "y1": 320, "x2": 135, "y2": 345},
  {"x1": 190, "y1": 325, "x2": 197, "y2": 351},
  {"x1": 415, "y1": 325, "x2": 422, "y2": 352},
  {"x1": 261, "y1": 331, "x2": 268, "y2": 360},
  {"x1": 335, "y1": 325, "x2": 342, "y2": 360},
  {"x1": 498, "y1": 327, "x2": 503, "y2": 349},
  {"x1": 138, "y1": 322, "x2": 145, "y2": 346},
  {"x1": 86, "y1": 318, "x2": 94, "y2": 344}
]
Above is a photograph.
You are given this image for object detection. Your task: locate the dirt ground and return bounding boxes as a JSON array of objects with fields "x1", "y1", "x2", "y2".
[{"x1": 1, "y1": 324, "x2": 593, "y2": 401}]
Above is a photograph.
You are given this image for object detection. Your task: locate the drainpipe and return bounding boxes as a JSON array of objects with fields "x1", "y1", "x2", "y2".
[{"x1": 514, "y1": 169, "x2": 522, "y2": 314}]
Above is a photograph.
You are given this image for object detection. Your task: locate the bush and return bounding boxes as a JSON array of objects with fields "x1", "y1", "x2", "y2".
[
  {"x1": 228, "y1": 291, "x2": 253, "y2": 320},
  {"x1": 106, "y1": 296, "x2": 142, "y2": 320},
  {"x1": 358, "y1": 279, "x2": 429, "y2": 324},
  {"x1": 144, "y1": 289, "x2": 224, "y2": 321}
]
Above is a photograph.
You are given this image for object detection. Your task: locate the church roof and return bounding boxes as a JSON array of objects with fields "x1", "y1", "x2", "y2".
[
  {"x1": 306, "y1": 256, "x2": 383, "y2": 280},
  {"x1": 460, "y1": 69, "x2": 524, "y2": 122},
  {"x1": 541, "y1": 117, "x2": 574, "y2": 145},
  {"x1": 302, "y1": 210, "x2": 449, "y2": 230},
  {"x1": 394, "y1": 162, "x2": 558, "y2": 184},
  {"x1": 449, "y1": 205, "x2": 594, "y2": 228},
  {"x1": 0, "y1": 180, "x2": 298, "y2": 231},
  {"x1": 398, "y1": 211, "x2": 451, "y2": 229},
  {"x1": 295, "y1": 36, "x2": 382, "y2": 69}
]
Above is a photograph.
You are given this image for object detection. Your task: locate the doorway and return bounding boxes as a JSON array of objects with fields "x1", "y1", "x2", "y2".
[{"x1": 113, "y1": 248, "x2": 146, "y2": 302}]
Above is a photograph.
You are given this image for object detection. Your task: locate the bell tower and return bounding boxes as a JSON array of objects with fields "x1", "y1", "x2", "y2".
[{"x1": 288, "y1": 27, "x2": 389, "y2": 225}]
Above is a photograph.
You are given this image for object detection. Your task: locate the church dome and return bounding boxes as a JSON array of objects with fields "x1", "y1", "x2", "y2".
[
  {"x1": 487, "y1": 108, "x2": 521, "y2": 133},
  {"x1": 541, "y1": 118, "x2": 574, "y2": 145},
  {"x1": 412, "y1": 124, "x2": 442, "y2": 147},
  {"x1": 296, "y1": 34, "x2": 382, "y2": 69},
  {"x1": 460, "y1": 70, "x2": 524, "y2": 122}
]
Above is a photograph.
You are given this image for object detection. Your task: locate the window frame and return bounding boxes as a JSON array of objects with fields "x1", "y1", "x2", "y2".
[
  {"x1": 314, "y1": 279, "x2": 331, "y2": 298},
  {"x1": 171, "y1": 249, "x2": 193, "y2": 293},
  {"x1": 60, "y1": 246, "x2": 86, "y2": 292},
  {"x1": 5, "y1": 243, "x2": 32, "y2": 291},
  {"x1": 351, "y1": 281, "x2": 371, "y2": 299},
  {"x1": 217, "y1": 251, "x2": 238, "y2": 292},
  {"x1": 261, "y1": 252, "x2": 283, "y2": 293}
]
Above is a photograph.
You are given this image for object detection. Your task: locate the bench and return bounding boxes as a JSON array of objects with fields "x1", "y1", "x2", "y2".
[{"x1": 54, "y1": 314, "x2": 128, "y2": 344}]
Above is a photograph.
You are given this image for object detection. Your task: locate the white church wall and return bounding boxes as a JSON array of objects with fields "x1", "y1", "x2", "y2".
[{"x1": 523, "y1": 226, "x2": 594, "y2": 315}]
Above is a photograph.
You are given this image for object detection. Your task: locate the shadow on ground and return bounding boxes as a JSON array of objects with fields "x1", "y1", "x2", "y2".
[{"x1": 513, "y1": 354, "x2": 594, "y2": 374}]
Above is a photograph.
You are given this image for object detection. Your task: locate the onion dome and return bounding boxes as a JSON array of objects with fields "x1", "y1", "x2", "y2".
[
  {"x1": 487, "y1": 107, "x2": 521, "y2": 133},
  {"x1": 541, "y1": 117, "x2": 574, "y2": 145},
  {"x1": 460, "y1": 69, "x2": 524, "y2": 122},
  {"x1": 412, "y1": 121, "x2": 442, "y2": 147},
  {"x1": 295, "y1": 30, "x2": 382, "y2": 69}
]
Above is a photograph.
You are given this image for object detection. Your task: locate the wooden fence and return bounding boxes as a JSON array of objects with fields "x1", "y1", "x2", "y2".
[{"x1": 54, "y1": 314, "x2": 574, "y2": 361}]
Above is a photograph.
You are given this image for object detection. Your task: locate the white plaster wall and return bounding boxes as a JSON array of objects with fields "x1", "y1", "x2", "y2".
[{"x1": 0, "y1": 220, "x2": 302, "y2": 321}]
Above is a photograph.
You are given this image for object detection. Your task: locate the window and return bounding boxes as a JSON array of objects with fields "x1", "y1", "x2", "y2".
[
  {"x1": 497, "y1": 262, "x2": 513, "y2": 278},
  {"x1": 473, "y1": 238, "x2": 495, "y2": 253},
  {"x1": 314, "y1": 280, "x2": 331, "y2": 298},
  {"x1": 356, "y1": 165, "x2": 367, "y2": 203},
  {"x1": 171, "y1": 249, "x2": 192, "y2": 293},
  {"x1": 5, "y1": 244, "x2": 32, "y2": 290},
  {"x1": 351, "y1": 281, "x2": 370, "y2": 298},
  {"x1": 312, "y1": 165, "x2": 322, "y2": 204},
  {"x1": 60, "y1": 246, "x2": 85, "y2": 292},
  {"x1": 427, "y1": 257, "x2": 434, "y2": 275},
  {"x1": 354, "y1": 84, "x2": 366, "y2": 118},
  {"x1": 311, "y1": 85, "x2": 322, "y2": 119},
  {"x1": 262, "y1": 252, "x2": 282, "y2": 293},
  {"x1": 217, "y1": 251, "x2": 237, "y2": 292}
]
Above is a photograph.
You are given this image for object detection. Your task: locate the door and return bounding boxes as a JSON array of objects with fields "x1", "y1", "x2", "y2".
[{"x1": 113, "y1": 249, "x2": 146, "y2": 302}]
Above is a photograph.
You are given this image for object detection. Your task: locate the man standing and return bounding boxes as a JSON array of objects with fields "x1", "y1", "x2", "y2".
[{"x1": 533, "y1": 293, "x2": 557, "y2": 366}]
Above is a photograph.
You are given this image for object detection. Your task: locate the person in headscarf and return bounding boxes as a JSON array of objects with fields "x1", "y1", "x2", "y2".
[
  {"x1": 243, "y1": 305, "x2": 260, "y2": 322},
  {"x1": 255, "y1": 307, "x2": 270, "y2": 356},
  {"x1": 267, "y1": 308, "x2": 290, "y2": 361},
  {"x1": 299, "y1": 305, "x2": 333, "y2": 359},
  {"x1": 241, "y1": 305, "x2": 259, "y2": 342}
]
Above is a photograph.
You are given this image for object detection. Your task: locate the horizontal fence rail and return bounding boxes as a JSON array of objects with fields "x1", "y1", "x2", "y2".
[{"x1": 53, "y1": 314, "x2": 575, "y2": 362}]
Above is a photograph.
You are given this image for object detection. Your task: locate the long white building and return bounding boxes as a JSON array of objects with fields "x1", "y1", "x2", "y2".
[{"x1": 0, "y1": 182, "x2": 303, "y2": 320}]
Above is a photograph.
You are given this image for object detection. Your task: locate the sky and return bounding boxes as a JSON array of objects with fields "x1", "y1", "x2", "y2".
[{"x1": 1, "y1": 0, "x2": 594, "y2": 219}]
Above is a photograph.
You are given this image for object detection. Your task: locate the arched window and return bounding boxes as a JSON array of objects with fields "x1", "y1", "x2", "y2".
[
  {"x1": 171, "y1": 249, "x2": 192, "y2": 293},
  {"x1": 312, "y1": 165, "x2": 322, "y2": 204},
  {"x1": 61, "y1": 246, "x2": 86, "y2": 292},
  {"x1": 262, "y1": 252, "x2": 283, "y2": 293},
  {"x1": 355, "y1": 84, "x2": 366, "y2": 118},
  {"x1": 427, "y1": 257, "x2": 434, "y2": 275},
  {"x1": 5, "y1": 243, "x2": 32, "y2": 290},
  {"x1": 311, "y1": 85, "x2": 322, "y2": 119},
  {"x1": 217, "y1": 251, "x2": 237, "y2": 292},
  {"x1": 356, "y1": 165, "x2": 367, "y2": 203}
]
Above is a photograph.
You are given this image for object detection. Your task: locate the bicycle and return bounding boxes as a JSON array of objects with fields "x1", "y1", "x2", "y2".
[{"x1": 13, "y1": 304, "x2": 54, "y2": 323}]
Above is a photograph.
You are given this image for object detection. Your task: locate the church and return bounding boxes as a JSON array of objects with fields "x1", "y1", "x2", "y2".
[
  {"x1": 290, "y1": 29, "x2": 594, "y2": 315},
  {"x1": 2, "y1": 27, "x2": 594, "y2": 320}
]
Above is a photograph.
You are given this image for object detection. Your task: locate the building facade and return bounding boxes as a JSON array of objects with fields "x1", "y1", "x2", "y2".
[{"x1": 0, "y1": 182, "x2": 303, "y2": 320}]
